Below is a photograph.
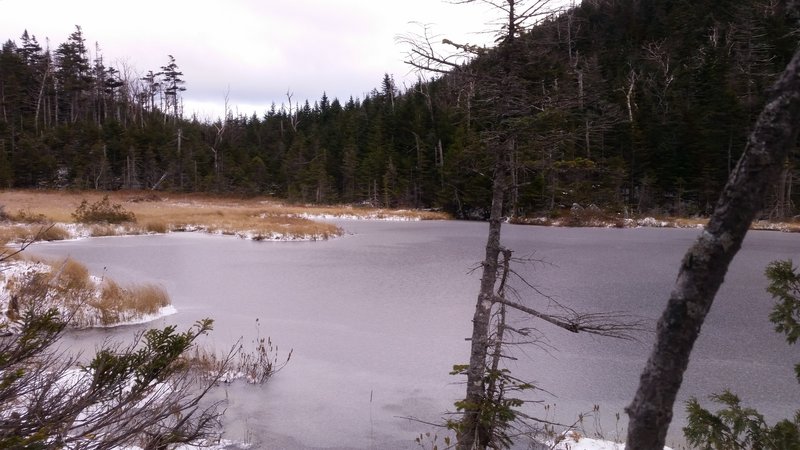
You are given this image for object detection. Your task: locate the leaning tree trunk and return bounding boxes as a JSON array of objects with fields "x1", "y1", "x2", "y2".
[
  {"x1": 457, "y1": 147, "x2": 509, "y2": 450},
  {"x1": 625, "y1": 46, "x2": 800, "y2": 450}
]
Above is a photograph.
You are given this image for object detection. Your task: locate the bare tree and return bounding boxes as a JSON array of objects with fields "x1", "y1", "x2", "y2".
[
  {"x1": 403, "y1": 2, "x2": 644, "y2": 448},
  {"x1": 625, "y1": 40, "x2": 800, "y2": 450},
  {"x1": 208, "y1": 89, "x2": 230, "y2": 192},
  {"x1": 285, "y1": 90, "x2": 301, "y2": 133}
]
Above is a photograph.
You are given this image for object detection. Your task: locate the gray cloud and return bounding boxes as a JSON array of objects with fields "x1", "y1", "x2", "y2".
[{"x1": 2, "y1": 0, "x2": 507, "y2": 119}]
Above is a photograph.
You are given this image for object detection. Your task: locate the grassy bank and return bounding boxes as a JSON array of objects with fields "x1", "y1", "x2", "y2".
[{"x1": 0, "y1": 190, "x2": 451, "y2": 244}]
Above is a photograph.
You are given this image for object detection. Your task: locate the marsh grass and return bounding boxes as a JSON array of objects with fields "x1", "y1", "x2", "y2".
[
  {"x1": 10, "y1": 208, "x2": 49, "y2": 223},
  {"x1": 0, "y1": 224, "x2": 70, "y2": 244},
  {"x1": 4, "y1": 257, "x2": 172, "y2": 328},
  {"x1": 38, "y1": 225, "x2": 71, "y2": 241},
  {"x1": 93, "y1": 279, "x2": 169, "y2": 326},
  {"x1": 0, "y1": 190, "x2": 451, "y2": 241},
  {"x1": 144, "y1": 220, "x2": 168, "y2": 234},
  {"x1": 86, "y1": 223, "x2": 137, "y2": 237},
  {"x1": 185, "y1": 331, "x2": 291, "y2": 384},
  {"x1": 271, "y1": 203, "x2": 450, "y2": 220}
]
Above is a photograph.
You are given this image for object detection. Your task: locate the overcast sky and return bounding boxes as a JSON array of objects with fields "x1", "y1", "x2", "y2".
[{"x1": 1, "y1": 0, "x2": 515, "y2": 120}]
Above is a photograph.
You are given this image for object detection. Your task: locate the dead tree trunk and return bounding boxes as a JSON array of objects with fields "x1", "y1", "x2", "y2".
[
  {"x1": 457, "y1": 146, "x2": 509, "y2": 450},
  {"x1": 625, "y1": 45, "x2": 800, "y2": 450}
]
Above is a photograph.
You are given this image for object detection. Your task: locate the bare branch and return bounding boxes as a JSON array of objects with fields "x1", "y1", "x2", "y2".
[
  {"x1": 397, "y1": 23, "x2": 475, "y2": 77},
  {"x1": 492, "y1": 295, "x2": 647, "y2": 340}
]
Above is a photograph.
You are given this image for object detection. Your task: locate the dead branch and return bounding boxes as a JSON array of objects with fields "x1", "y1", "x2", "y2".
[
  {"x1": 397, "y1": 23, "x2": 475, "y2": 76},
  {"x1": 492, "y1": 295, "x2": 647, "y2": 340}
]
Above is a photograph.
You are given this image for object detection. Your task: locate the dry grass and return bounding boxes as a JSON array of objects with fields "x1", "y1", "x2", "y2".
[
  {"x1": 272, "y1": 204, "x2": 451, "y2": 221},
  {"x1": 86, "y1": 223, "x2": 135, "y2": 238},
  {"x1": 0, "y1": 224, "x2": 71, "y2": 245},
  {"x1": 0, "y1": 226, "x2": 37, "y2": 245},
  {"x1": 6, "y1": 258, "x2": 96, "y2": 323},
  {"x1": 9, "y1": 208, "x2": 49, "y2": 223},
  {"x1": 0, "y1": 190, "x2": 449, "y2": 240},
  {"x1": 5, "y1": 257, "x2": 172, "y2": 327},
  {"x1": 143, "y1": 220, "x2": 169, "y2": 234},
  {"x1": 92, "y1": 279, "x2": 169, "y2": 326},
  {"x1": 38, "y1": 225, "x2": 71, "y2": 241},
  {"x1": 184, "y1": 336, "x2": 291, "y2": 384}
]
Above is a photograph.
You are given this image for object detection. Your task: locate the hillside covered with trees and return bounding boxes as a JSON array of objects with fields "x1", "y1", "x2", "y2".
[{"x1": 0, "y1": 0, "x2": 797, "y2": 219}]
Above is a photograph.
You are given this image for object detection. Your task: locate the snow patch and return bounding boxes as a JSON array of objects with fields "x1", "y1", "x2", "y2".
[
  {"x1": 290, "y1": 212, "x2": 421, "y2": 221},
  {"x1": 636, "y1": 217, "x2": 670, "y2": 228},
  {"x1": 550, "y1": 431, "x2": 673, "y2": 450}
]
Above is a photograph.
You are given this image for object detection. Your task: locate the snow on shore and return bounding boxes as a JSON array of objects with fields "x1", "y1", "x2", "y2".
[
  {"x1": 58, "y1": 222, "x2": 336, "y2": 242},
  {"x1": 290, "y1": 212, "x2": 423, "y2": 221},
  {"x1": 549, "y1": 431, "x2": 673, "y2": 450},
  {"x1": 0, "y1": 258, "x2": 176, "y2": 331}
]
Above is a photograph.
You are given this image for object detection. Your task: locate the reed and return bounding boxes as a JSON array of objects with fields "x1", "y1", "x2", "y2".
[
  {"x1": 4, "y1": 257, "x2": 172, "y2": 328},
  {"x1": 92, "y1": 280, "x2": 169, "y2": 326}
]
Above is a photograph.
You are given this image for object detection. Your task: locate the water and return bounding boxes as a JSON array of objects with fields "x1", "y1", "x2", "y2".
[{"x1": 29, "y1": 221, "x2": 800, "y2": 449}]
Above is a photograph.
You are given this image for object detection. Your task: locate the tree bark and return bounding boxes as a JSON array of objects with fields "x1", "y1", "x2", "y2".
[
  {"x1": 625, "y1": 46, "x2": 800, "y2": 450},
  {"x1": 457, "y1": 145, "x2": 509, "y2": 450}
]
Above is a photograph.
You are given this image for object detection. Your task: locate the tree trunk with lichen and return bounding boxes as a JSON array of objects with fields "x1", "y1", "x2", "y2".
[{"x1": 625, "y1": 45, "x2": 800, "y2": 450}]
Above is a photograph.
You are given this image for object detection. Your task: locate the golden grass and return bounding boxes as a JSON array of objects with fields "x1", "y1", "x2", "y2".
[
  {"x1": 0, "y1": 190, "x2": 452, "y2": 240},
  {"x1": 0, "y1": 224, "x2": 70, "y2": 244},
  {"x1": 269, "y1": 204, "x2": 451, "y2": 221},
  {"x1": 0, "y1": 226, "x2": 35, "y2": 244},
  {"x1": 5, "y1": 257, "x2": 172, "y2": 327},
  {"x1": 93, "y1": 280, "x2": 169, "y2": 325},
  {"x1": 38, "y1": 225, "x2": 71, "y2": 241},
  {"x1": 6, "y1": 258, "x2": 96, "y2": 322},
  {"x1": 10, "y1": 208, "x2": 49, "y2": 223},
  {"x1": 144, "y1": 220, "x2": 168, "y2": 234},
  {"x1": 54, "y1": 258, "x2": 93, "y2": 293}
]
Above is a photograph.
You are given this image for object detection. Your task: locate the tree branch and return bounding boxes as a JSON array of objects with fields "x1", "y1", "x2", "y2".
[{"x1": 492, "y1": 295, "x2": 646, "y2": 340}]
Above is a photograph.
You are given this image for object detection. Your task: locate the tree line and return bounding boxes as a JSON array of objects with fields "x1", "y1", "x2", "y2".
[{"x1": 0, "y1": 1, "x2": 797, "y2": 219}]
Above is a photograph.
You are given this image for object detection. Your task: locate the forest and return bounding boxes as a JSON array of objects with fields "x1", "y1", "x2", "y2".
[{"x1": 0, "y1": 0, "x2": 797, "y2": 219}]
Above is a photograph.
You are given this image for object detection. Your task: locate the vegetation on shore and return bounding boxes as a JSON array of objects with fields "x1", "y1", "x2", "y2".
[
  {"x1": 0, "y1": 233, "x2": 290, "y2": 448},
  {"x1": 0, "y1": 189, "x2": 451, "y2": 244},
  {"x1": 1, "y1": 255, "x2": 171, "y2": 329},
  {"x1": 1, "y1": 190, "x2": 797, "y2": 248}
]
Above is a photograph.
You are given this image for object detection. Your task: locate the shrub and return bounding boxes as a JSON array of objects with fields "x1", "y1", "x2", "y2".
[
  {"x1": 72, "y1": 195, "x2": 136, "y2": 224},
  {"x1": 0, "y1": 308, "x2": 225, "y2": 449},
  {"x1": 12, "y1": 209, "x2": 49, "y2": 223}
]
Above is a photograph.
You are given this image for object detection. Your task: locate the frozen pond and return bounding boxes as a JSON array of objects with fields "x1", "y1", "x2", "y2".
[{"x1": 30, "y1": 221, "x2": 800, "y2": 449}]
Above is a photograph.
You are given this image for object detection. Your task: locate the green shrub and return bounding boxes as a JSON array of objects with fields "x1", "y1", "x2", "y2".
[
  {"x1": 683, "y1": 260, "x2": 800, "y2": 449},
  {"x1": 72, "y1": 196, "x2": 136, "y2": 224}
]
